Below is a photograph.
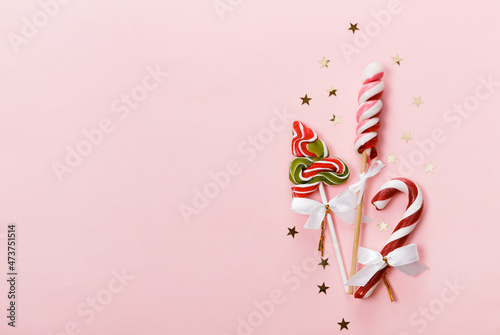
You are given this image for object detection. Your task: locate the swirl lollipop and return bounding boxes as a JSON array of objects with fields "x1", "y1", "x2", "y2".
[
  {"x1": 291, "y1": 119, "x2": 329, "y2": 159},
  {"x1": 290, "y1": 157, "x2": 349, "y2": 198},
  {"x1": 289, "y1": 121, "x2": 349, "y2": 198},
  {"x1": 289, "y1": 121, "x2": 351, "y2": 291}
]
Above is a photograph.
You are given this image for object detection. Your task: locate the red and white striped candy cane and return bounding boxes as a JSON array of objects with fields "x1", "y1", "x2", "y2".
[{"x1": 354, "y1": 177, "x2": 424, "y2": 299}]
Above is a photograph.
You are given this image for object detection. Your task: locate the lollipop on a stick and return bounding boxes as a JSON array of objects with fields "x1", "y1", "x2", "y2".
[
  {"x1": 289, "y1": 121, "x2": 351, "y2": 290},
  {"x1": 348, "y1": 62, "x2": 385, "y2": 294}
]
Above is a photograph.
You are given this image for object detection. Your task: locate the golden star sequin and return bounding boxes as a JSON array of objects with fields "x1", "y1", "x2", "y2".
[
  {"x1": 318, "y1": 258, "x2": 330, "y2": 270},
  {"x1": 318, "y1": 57, "x2": 330, "y2": 68},
  {"x1": 327, "y1": 86, "x2": 338, "y2": 97},
  {"x1": 412, "y1": 96, "x2": 424, "y2": 108},
  {"x1": 391, "y1": 53, "x2": 403, "y2": 65},
  {"x1": 348, "y1": 23, "x2": 359, "y2": 34},
  {"x1": 300, "y1": 94, "x2": 311, "y2": 105},
  {"x1": 378, "y1": 220, "x2": 389, "y2": 231},
  {"x1": 287, "y1": 227, "x2": 298, "y2": 238},
  {"x1": 401, "y1": 131, "x2": 413, "y2": 143},
  {"x1": 317, "y1": 282, "x2": 329, "y2": 294},
  {"x1": 387, "y1": 153, "x2": 398, "y2": 164},
  {"x1": 425, "y1": 162, "x2": 436, "y2": 173},
  {"x1": 330, "y1": 115, "x2": 341, "y2": 126},
  {"x1": 338, "y1": 318, "x2": 350, "y2": 330}
]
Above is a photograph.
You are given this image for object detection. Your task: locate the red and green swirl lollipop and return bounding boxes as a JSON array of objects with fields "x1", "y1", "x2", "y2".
[
  {"x1": 289, "y1": 121, "x2": 350, "y2": 198},
  {"x1": 289, "y1": 121, "x2": 351, "y2": 290}
]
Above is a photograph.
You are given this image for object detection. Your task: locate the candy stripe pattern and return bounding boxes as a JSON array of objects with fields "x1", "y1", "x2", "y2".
[
  {"x1": 289, "y1": 121, "x2": 349, "y2": 198},
  {"x1": 354, "y1": 63, "x2": 384, "y2": 162},
  {"x1": 292, "y1": 120, "x2": 329, "y2": 159},
  {"x1": 290, "y1": 157, "x2": 349, "y2": 197},
  {"x1": 354, "y1": 178, "x2": 424, "y2": 299}
]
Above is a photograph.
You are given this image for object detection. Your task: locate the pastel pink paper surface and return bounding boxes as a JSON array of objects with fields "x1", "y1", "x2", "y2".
[{"x1": 0, "y1": 0, "x2": 499, "y2": 334}]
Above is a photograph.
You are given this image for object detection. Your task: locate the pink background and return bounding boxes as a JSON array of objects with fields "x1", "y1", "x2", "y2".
[{"x1": 1, "y1": 0, "x2": 500, "y2": 334}]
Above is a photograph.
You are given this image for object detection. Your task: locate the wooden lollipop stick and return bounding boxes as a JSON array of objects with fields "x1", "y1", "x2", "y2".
[
  {"x1": 348, "y1": 151, "x2": 368, "y2": 295},
  {"x1": 318, "y1": 183, "x2": 349, "y2": 292}
]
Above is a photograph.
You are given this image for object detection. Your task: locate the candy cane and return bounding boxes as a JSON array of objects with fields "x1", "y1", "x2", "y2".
[
  {"x1": 354, "y1": 178, "x2": 424, "y2": 299},
  {"x1": 348, "y1": 62, "x2": 385, "y2": 294}
]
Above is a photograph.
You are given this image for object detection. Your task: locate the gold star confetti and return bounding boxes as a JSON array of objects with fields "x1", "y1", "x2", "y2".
[
  {"x1": 318, "y1": 57, "x2": 330, "y2": 68},
  {"x1": 300, "y1": 94, "x2": 311, "y2": 105},
  {"x1": 317, "y1": 282, "x2": 329, "y2": 294},
  {"x1": 378, "y1": 220, "x2": 389, "y2": 232},
  {"x1": 348, "y1": 23, "x2": 359, "y2": 34},
  {"x1": 319, "y1": 258, "x2": 330, "y2": 270},
  {"x1": 387, "y1": 153, "x2": 398, "y2": 164},
  {"x1": 330, "y1": 115, "x2": 341, "y2": 126},
  {"x1": 425, "y1": 162, "x2": 436, "y2": 173},
  {"x1": 391, "y1": 53, "x2": 403, "y2": 65},
  {"x1": 412, "y1": 96, "x2": 424, "y2": 108},
  {"x1": 287, "y1": 227, "x2": 298, "y2": 238},
  {"x1": 327, "y1": 86, "x2": 338, "y2": 97},
  {"x1": 338, "y1": 318, "x2": 350, "y2": 330},
  {"x1": 401, "y1": 131, "x2": 413, "y2": 143}
]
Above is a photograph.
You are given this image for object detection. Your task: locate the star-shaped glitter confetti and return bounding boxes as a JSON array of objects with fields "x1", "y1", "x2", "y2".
[
  {"x1": 348, "y1": 23, "x2": 359, "y2": 34},
  {"x1": 401, "y1": 131, "x2": 413, "y2": 143},
  {"x1": 391, "y1": 53, "x2": 403, "y2": 65},
  {"x1": 412, "y1": 96, "x2": 424, "y2": 108},
  {"x1": 287, "y1": 227, "x2": 298, "y2": 238},
  {"x1": 330, "y1": 115, "x2": 341, "y2": 126},
  {"x1": 338, "y1": 318, "x2": 350, "y2": 330},
  {"x1": 300, "y1": 94, "x2": 311, "y2": 105},
  {"x1": 378, "y1": 220, "x2": 389, "y2": 232},
  {"x1": 425, "y1": 162, "x2": 436, "y2": 173},
  {"x1": 318, "y1": 57, "x2": 330, "y2": 68},
  {"x1": 387, "y1": 153, "x2": 398, "y2": 164},
  {"x1": 318, "y1": 258, "x2": 330, "y2": 270},
  {"x1": 327, "y1": 86, "x2": 338, "y2": 97},
  {"x1": 317, "y1": 282, "x2": 329, "y2": 294}
]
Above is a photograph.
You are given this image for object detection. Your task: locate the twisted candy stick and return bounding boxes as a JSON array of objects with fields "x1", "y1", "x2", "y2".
[
  {"x1": 355, "y1": 178, "x2": 424, "y2": 299},
  {"x1": 354, "y1": 62, "x2": 384, "y2": 161},
  {"x1": 289, "y1": 121, "x2": 350, "y2": 291},
  {"x1": 349, "y1": 62, "x2": 385, "y2": 294}
]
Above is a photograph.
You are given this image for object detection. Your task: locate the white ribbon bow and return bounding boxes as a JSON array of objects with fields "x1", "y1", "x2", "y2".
[
  {"x1": 348, "y1": 159, "x2": 385, "y2": 205},
  {"x1": 291, "y1": 189, "x2": 372, "y2": 229},
  {"x1": 346, "y1": 244, "x2": 429, "y2": 286}
]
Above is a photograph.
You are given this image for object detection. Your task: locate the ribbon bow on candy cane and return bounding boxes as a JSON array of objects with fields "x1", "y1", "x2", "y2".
[
  {"x1": 291, "y1": 189, "x2": 372, "y2": 229},
  {"x1": 346, "y1": 244, "x2": 429, "y2": 287},
  {"x1": 348, "y1": 159, "x2": 385, "y2": 205}
]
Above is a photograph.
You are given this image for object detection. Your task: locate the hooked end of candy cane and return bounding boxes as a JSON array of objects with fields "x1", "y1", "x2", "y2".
[
  {"x1": 372, "y1": 198, "x2": 390, "y2": 210},
  {"x1": 362, "y1": 62, "x2": 384, "y2": 84}
]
